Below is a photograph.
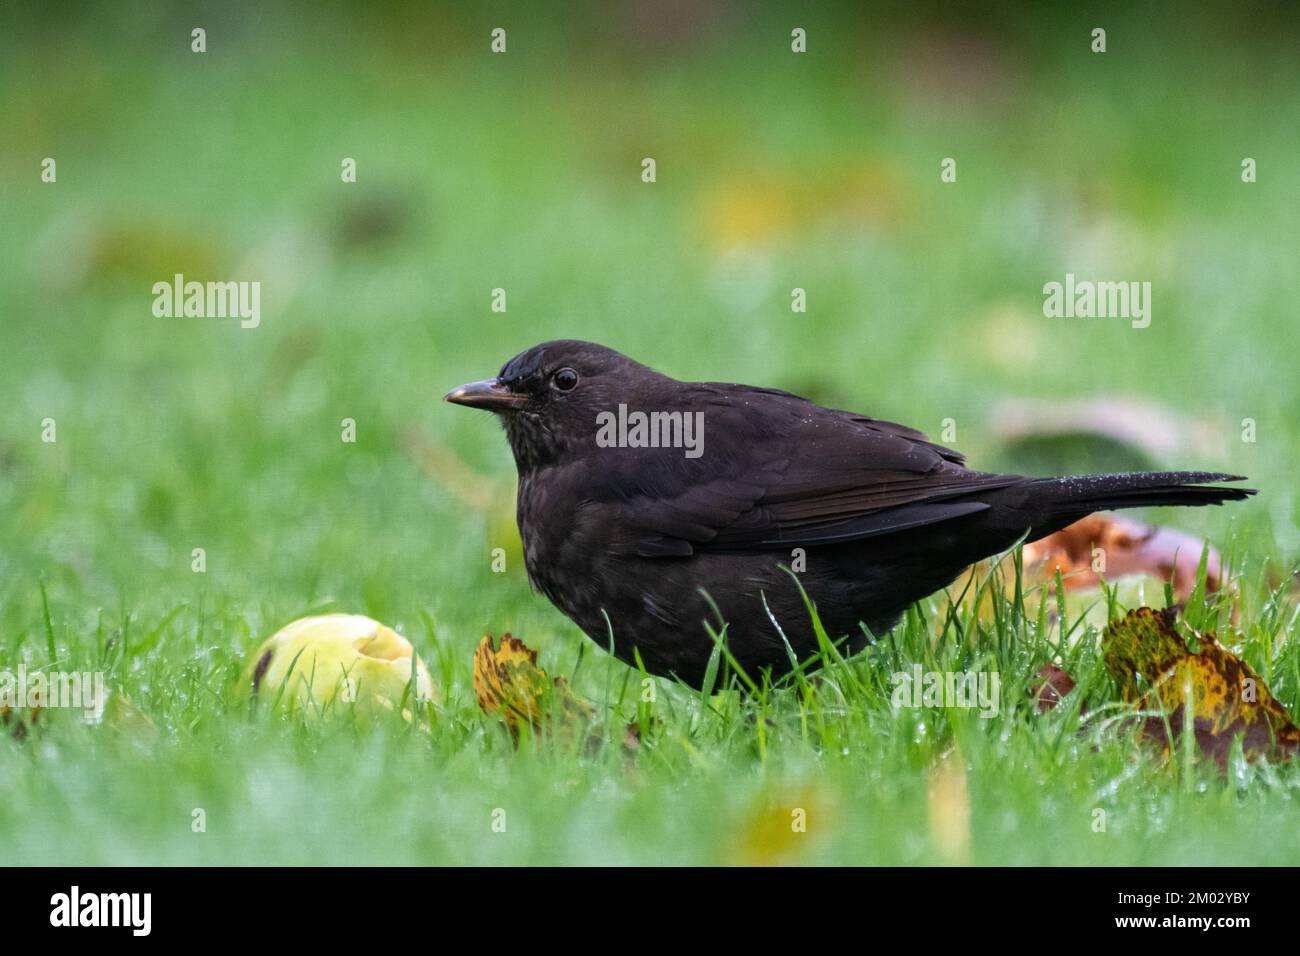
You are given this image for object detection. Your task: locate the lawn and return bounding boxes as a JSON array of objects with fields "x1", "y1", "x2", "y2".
[{"x1": 1, "y1": 2, "x2": 1298, "y2": 865}]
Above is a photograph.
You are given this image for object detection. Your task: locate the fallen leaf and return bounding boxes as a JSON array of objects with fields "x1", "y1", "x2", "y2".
[
  {"x1": 621, "y1": 722, "x2": 642, "y2": 751},
  {"x1": 1031, "y1": 664, "x2": 1077, "y2": 713},
  {"x1": 1024, "y1": 514, "x2": 1222, "y2": 599},
  {"x1": 992, "y1": 397, "x2": 1222, "y2": 464},
  {"x1": 926, "y1": 753, "x2": 971, "y2": 865},
  {"x1": 947, "y1": 515, "x2": 1230, "y2": 639},
  {"x1": 729, "y1": 788, "x2": 832, "y2": 866},
  {"x1": 1102, "y1": 607, "x2": 1300, "y2": 766},
  {"x1": 473, "y1": 633, "x2": 594, "y2": 745},
  {"x1": 0, "y1": 706, "x2": 40, "y2": 740}
]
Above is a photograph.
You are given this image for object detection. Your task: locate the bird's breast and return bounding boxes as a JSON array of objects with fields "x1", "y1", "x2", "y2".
[{"x1": 517, "y1": 472, "x2": 587, "y2": 581}]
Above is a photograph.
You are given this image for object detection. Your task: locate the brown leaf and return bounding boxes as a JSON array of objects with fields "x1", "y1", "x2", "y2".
[
  {"x1": 473, "y1": 633, "x2": 594, "y2": 745},
  {"x1": 1031, "y1": 663, "x2": 1077, "y2": 713},
  {"x1": 945, "y1": 515, "x2": 1225, "y2": 638},
  {"x1": 0, "y1": 706, "x2": 41, "y2": 741},
  {"x1": 1024, "y1": 514, "x2": 1221, "y2": 599},
  {"x1": 1102, "y1": 607, "x2": 1300, "y2": 767}
]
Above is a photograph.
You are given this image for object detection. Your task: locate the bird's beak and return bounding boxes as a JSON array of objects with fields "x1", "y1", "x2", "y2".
[{"x1": 443, "y1": 379, "x2": 527, "y2": 411}]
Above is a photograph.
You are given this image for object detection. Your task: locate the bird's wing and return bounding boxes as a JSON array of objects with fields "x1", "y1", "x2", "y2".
[{"x1": 589, "y1": 384, "x2": 1021, "y2": 557}]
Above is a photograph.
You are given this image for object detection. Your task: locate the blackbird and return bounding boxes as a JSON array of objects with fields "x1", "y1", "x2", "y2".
[{"x1": 446, "y1": 340, "x2": 1255, "y2": 689}]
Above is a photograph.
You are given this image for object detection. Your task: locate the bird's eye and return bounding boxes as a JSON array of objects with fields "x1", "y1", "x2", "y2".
[{"x1": 552, "y1": 368, "x2": 579, "y2": 392}]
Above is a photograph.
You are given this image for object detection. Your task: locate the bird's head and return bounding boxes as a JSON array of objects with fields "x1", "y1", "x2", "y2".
[{"x1": 445, "y1": 340, "x2": 665, "y2": 472}]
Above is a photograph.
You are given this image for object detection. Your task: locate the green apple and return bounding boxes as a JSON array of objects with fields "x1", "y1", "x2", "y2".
[{"x1": 244, "y1": 614, "x2": 435, "y2": 723}]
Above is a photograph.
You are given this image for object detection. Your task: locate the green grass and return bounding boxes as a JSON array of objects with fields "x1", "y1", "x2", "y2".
[{"x1": 1, "y1": 2, "x2": 1298, "y2": 865}]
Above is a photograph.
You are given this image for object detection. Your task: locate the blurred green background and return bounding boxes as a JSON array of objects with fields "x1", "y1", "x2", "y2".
[{"x1": 1, "y1": 1, "x2": 1298, "y2": 865}]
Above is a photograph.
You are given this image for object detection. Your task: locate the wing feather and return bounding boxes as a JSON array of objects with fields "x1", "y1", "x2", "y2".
[{"x1": 587, "y1": 383, "x2": 1017, "y2": 557}]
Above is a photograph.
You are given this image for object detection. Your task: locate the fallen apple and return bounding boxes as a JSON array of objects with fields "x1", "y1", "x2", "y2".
[{"x1": 244, "y1": 614, "x2": 434, "y2": 722}]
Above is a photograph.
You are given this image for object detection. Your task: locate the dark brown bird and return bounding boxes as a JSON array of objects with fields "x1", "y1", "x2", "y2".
[{"x1": 446, "y1": 341, "x2": 1254, "y2": 689}]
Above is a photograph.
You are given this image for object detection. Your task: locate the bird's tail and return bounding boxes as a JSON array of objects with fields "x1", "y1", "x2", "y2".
[{"x1": 1027, "y1": 471, "x2": 1255, "y2": 516}]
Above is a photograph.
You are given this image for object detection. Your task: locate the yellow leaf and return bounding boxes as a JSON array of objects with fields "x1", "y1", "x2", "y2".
[
  {"x1": 729, "y1": 789, "x2": 832, "y2": 866},
  {"x1": 1102, "y1": 607, "x2": 1300, "y2": 766},
  {"x1": 927, "y1": 753, "x2": 971, "y2": 865},
  {"x1": 473, "y1": 634, "x2": 594, "y2": 744}
]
